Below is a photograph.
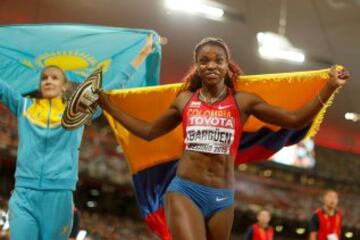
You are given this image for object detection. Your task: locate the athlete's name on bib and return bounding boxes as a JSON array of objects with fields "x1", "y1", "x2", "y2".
[{"x1": 186, "y1": 127, "x2": 234, "y2": 144}]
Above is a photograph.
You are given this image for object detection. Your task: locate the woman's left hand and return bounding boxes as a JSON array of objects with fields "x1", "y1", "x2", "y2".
[{"x1": 328, "y1": 66, "x2": 350, "y2": 89}]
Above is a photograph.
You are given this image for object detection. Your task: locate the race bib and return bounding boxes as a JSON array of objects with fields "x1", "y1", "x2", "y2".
[{"x1": 185, "y1": 126, "x2": 234, "y2": 155}]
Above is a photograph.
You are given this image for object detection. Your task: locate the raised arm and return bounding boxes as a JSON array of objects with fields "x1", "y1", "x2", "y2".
[
  {"x1": 93, "y1": 34, "x2": 161, "y2": 119},
  {"x1": 237, "y1": 66, "x2": 349, "y2": 129},
  {"x1": 97, "y1": 90, "x2": 187, "y2": 141},
  {"x1": 0, "y1": 79, "x2": 24, "y2": 117},
  {"x1": 103, "y1": 33, "x2": 162, "y2": 91},
  {"x1": 131, "y1": 34, "x2": 154, "y2": 69}
]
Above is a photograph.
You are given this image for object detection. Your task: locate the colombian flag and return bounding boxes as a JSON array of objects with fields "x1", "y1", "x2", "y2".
[{"x1": 103, "y1": 67, "x2": 339, "y2": 239}]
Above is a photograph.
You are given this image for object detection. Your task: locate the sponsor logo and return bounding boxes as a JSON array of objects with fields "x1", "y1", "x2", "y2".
[
  {"x1": 216, "y1": 196, "x2": 228, "y2": 202},
  {"x1": 189, "y1": 116, "x2": 234, "y2": 128},
  {"x1": 218, "y1": 105, "x2": 232, "y2": 110}
]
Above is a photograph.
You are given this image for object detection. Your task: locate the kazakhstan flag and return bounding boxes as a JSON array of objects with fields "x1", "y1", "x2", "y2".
[{"x1": 0, "y1": 24, "x2": 161, "y2": 94}]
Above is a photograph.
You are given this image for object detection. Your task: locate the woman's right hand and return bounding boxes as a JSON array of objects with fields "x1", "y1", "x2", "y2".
[
  {"x1": 141, "y1": 34, "x2": 154, "y2": 56},
  {"x1": 132, "y1": 34, "x2": 154, "y2": 69}
]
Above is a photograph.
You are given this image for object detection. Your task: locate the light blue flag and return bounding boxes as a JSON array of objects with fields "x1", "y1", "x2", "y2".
[{"x1": 0, "y1": 24, "x2": 161, "y2": 94}]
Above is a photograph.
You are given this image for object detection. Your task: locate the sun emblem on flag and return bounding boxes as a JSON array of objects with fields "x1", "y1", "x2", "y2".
[{"x1": 21, "y1": 50, "x2": 112, "y2": 77}]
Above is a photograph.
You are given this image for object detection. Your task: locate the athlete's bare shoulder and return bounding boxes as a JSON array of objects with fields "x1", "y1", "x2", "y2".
[
  {"x1": 233, "y1": 90, "x2": 256, "y2": 99},
  {"x1": 173, "y1": 90, "x2": 194, "y2": 113},
  {"x1": 233, "y1": 90, "x2": 262, "y2": 112},
  {"x1": 177, "y1": 90, "x2": 193, "y2": 98}
]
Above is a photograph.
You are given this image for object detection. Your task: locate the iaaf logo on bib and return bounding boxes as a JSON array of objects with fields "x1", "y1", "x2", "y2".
[{"x1": 190, "y1": 101, "x2": 201, "y2": 108}]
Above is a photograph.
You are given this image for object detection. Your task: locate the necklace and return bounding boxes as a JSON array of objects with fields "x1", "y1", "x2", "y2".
[{"x1": 199, "y1": 86, "x2": 227, "y2": 104}]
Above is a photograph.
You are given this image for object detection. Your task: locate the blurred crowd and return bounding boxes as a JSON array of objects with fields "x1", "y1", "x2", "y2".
[
  {"x1": 79, "y1": 212, "x2": 157, "y2": 240},
  {"x1": 78, "y1": 121, "x2": 132, "y2": 185},
  {"x1": 234, "y1": 172, "x2": 360, "y2": 229},
  {"x1": 0, "y1": 105, "x2": 17, "y2": 159}
]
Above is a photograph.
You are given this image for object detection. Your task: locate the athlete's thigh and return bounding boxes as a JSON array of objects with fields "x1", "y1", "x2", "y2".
[
  {"x1": 9, "y1": 189, "x2": 40, "y2": 240},
  {"x1": 40, "y1": 190, "x2": 73, "y2": 240},
  {"x1": 206, "y1": 205, "x2": 235, "y2": 240},
  {"x1": 165, "y1": 192, "x2": 207, "y2": 240}
]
